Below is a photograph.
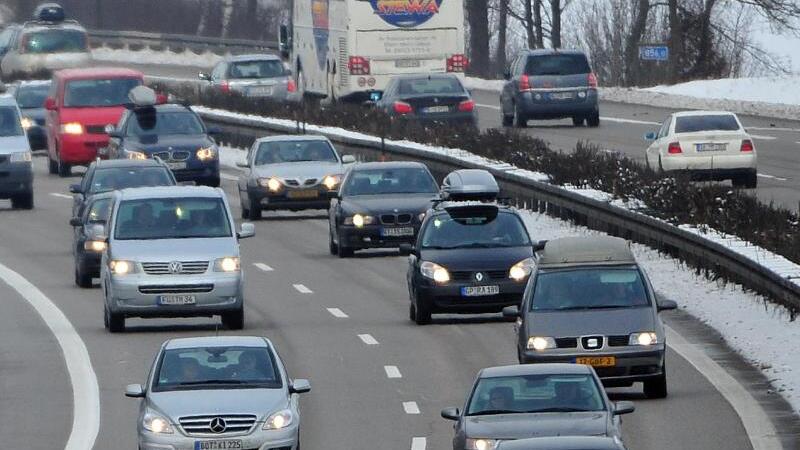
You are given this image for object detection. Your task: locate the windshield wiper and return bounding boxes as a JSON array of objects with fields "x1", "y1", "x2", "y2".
[
  {"x1": 467, "y1": 409, "x2": 522, "y2": 416},
  {"x1": 524, "y1": 407, "x2": 595, "y2": 413},
  {"x1": 178, "y1": 379, "x2": 245, "y2": 386}
]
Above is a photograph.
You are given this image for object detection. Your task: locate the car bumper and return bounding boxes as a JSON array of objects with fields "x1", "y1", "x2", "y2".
[
  {"x1": 339, "y1": 224, "x2": 419, "y2": 250},
  {"x1": 249, "y1": 186, "x2": 332, "y2": 211},
  {"x1": 520, "y1": 345, "x2": 665, "y2": 384},
  {"x1": 416, "y1": 278, "x2": 526, "y2": 313},
  {"x1": 138, "y1": 422, "x2": 299, "y2": 450},
  {"x1": 517, "y1": 90, "x2": 598, "y2": 118},
  {"x1": 660, "y1": 154, "x2": 756, "y2": 173},
  {"x1": 171, "y1": 160, "x2": 220, "y2": 182},
  {"x1": 26, "y1": 126, "x2": 47, "y2": 150},
  {"x1": 0, "y1": 163, "x2": 33, "y2": 197},
  {"x1": 78, "y1": 249, "x2": 103, "y2": 276},
  {"x1": 397, "y1": 113, "x2": 477, "y2": 127},
  {"x1": 59, "y1": 133, "x2": 109, "y2": 165}
]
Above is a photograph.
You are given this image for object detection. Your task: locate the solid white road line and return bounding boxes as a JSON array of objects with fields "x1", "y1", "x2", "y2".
[
  {"x1": 411, "y1": 437, "x2": 427, "y2": 450},
  {"x1": 357, "y1": 334, "x2": 379, "y2": 345},
  {"x1": 749, "y1": 134, "x2": 777, "y2": 141},
  {"x1": 666, "y1": 326, "x2": 781, "y2": 450},
  {"x1": 476, "y1": 103, "x2": 501, "y2": 110},
  {"x1": 326, "y1": 308, "x2": 348, "y2": 318},
  {"x1": 253, "y1": 263, "x2": 274, "y2": 272},
  {"x1": 293, "y1": 284, "x2": 313, "y2": 294},
  {"x1": 403, "y1": 401, "x2": 420, "y2": 415},
  {"x1": 757, "y1": 173, "x2": 789, "y2": 181},
  {"x1": 220, "y1": 173, "x2": 239, "y2": 181},
  {"x1": 49, "y1": 193, "x2": 72, "y2": 199},
  {"x1": 600, "y1": 116, "x2": 660, "y2": 126},
  {"x1": 384, "y1": 365, "x2": 402, "y2": 379},
  {"x1": 0, "y1": 262, "x2": 100, "y2": 450}
]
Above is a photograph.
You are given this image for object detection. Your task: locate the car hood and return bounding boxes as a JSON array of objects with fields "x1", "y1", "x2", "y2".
[
  {"x1": 0, "y1": 135, "x2": 32, "y2": 154},
  {"x1": 128, "y1": 134, "x2": 214, "y2": 151},
  {"x1": 465, "y1": 412, "x2": 608, "y2": 439},
  {"x1": 342, "y1": 194, "x2": 437, "y2": 214},
  {"x1": 150, "y1": 388, "x2": 288, "y2": 419},
  {"x1": 252, "y1": 161, "x2": 344, "y2": 179},
  {"x1": 420, "y1": 246, "x2": 533, "y2": 270},
  {"x1": 57, "y1": 105, "x2": 127, "y2": 126},
  {"x1": 525, "y1": 307, "x2": 656, "y2": 336},
  {"x1": 110, "y1": 237, "x2": 237, "y2": 261}
]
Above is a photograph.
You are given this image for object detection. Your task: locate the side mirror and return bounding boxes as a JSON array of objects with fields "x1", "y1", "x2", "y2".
[
  {"x1": 503, "y1": 70, "x2": 512, "y2": 81},
  {"x1": 199, "y1": 72, "x2": 211, "y2": 81},
  {"x1": 237, "y1": 222, "x2": 255, "y2": 239},
  {"x1": 532, "y1": 240, "x2": 548, "y2": 252},
  {"x1": 613, "y1": 401, "x2": 635, "y2": 415},
  {"x1": 657, "y1": 299, "x2": 678, "y2": 312},
  {"x1": 44, "y1": 97, "x2": 57, "y2": 111},
  {"x1": 69, "y1": 183, "x2": 82, "y2": 194},
  {"x1": 235, "y1": 159, "x2": 250, "y2": 168},
  {"x1": 289, "y1": 378, "x2": 311, "y2": 394},
  {"x1": 502, "y1": 305, "x2": 520, "y2": 318},
  {"x1": 441, "y1": 407, "x2": 460, "y2": 421},
  {"x1": 104, "y1": 124, "x2": 116, "y2": 135},
  {"x1": 124, "y1": 383, "x2": 145, "y2": 398},
  {"x1": 207, "y1": 126, "x2": 223, "y2": 136},
  {"x1": 398, "y1": 243, "x2": 415, "y2": 256},
  {"x1": 341, "y1": 154, "x2": 356, "y2": 164},
  {"x1": 97, "y1": 146, "x2": 109, "y2": 157},
  {"x1": 69, "y1": 217, "x2": 82, "y2": 227},
  {"x1": 644, "y1": 131, "x2": 657, "y2": 141}
]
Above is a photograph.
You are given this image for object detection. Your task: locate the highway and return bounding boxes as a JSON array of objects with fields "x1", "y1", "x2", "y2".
[{"x1": 2, "y1": 156, "x2": 795, "y2": 450}]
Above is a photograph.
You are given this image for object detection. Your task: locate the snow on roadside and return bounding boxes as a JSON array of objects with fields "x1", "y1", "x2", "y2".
[
  {"x1": 644, "y1": 76, "x2": 800, "y2": 107},
  {"x1": 91, "y1": 47, "x2": 224, "y2": 68}
]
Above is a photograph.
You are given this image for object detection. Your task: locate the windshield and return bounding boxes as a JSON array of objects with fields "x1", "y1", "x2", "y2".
[
  {"x1": 343, "y1": 167, "x2": 437, "y2": 196},
  {"x1": 64, "y1": 78, "x2": 142, "y2": 108},
  {"x1": 153, "y1": 346, "x2": 282, "y2": 392},
  {"x1": 397, "y1": 77, "x2": 465, "y2": 96},
  {"x1": 16, "y1": 84, "x2": 49, "y2": 108},
  {"x1": 0, "y1": 106, "x2": 23, "y2": 137},
  {"x1": 114, "y1": 197, "x2": 232, "y2": 240},
  {"x1": 421, "y1": 211, "x2": 530, "y2": 249},
  {"x1": 126, "y1": 110, "x2": 205, "y2": 136},
  {"x1": 86, "y1": 198, "x2": 111, "y2": 223},
  {"x1": 22, "y1": 29, "x2": 87, "y2": 53},
  {"x1": 525, "y1": 54, "x2": 591, "y2": 76},
  {"x1": 89, "y1": 167, "x2": 174, "y2": 194},
  {"x1": 229, "y1": 60, "x2": 286, "y2": 79},
  {"x1": 530, "y1": 268, "x2": 650, "y2": 311},
  {"x1": 467, "y1": 374, "x2": 605, "y2": 416},
  {"x1": 675, "y1": 115, "x2": 740, "y2": 133},
  {"x1": 254, "y1": 140, "x2": 338, "y2": 165}
]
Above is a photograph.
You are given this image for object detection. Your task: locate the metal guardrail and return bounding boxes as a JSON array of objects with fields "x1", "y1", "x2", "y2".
[{"x1": 88, "y1": 29, "x2": 278, "y2": 55}]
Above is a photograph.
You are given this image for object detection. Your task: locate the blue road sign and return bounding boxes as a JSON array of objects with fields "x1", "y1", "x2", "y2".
[{"x1": 639, "y1": 45, "x2": 669, "y2": 61}]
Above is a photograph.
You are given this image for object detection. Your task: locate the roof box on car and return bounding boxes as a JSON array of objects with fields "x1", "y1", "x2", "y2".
[
  {"x1": 34, "y1": 3, "x2": 66, "y2": 23},
  {"x1": 440, "y1": 169, "x2": 500, "y2": 201},
  {"x1": 128, "y1": 85, "x2": 158, "y2": 107}
]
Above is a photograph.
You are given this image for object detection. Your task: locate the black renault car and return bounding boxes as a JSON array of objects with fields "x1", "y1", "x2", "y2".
[
  {"x1": 328, "y1": 161, "x2": 439, "y2": 258},
  {"x1": 13, "y1": 80, "x2": 50, "y2": 150}
]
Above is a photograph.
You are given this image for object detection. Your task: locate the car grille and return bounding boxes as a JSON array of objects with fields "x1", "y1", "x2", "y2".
[
  {"x1": 380, "y1": 214, "x2": 413, "y2": 225},
  {"x1": 450, "y1": 270, "x2": 508, "y2": 282},
  {"x1": 580, "y1": 336, "x2": 605, "y2": 350},
  {"x1": 85, "y1": 125, "x2": 108, "y2": 134},
  {"x1": 153, "y1": 150, "x2": 191, "y2": 162},
  {"x1": 607, "y1": 335, "x2": 629, "y2": 347},
  {"x1": 179, "y1": 414, "x2": 257, "y2": 436},
  {"x1": 138, "y1": 284, "x2": 214, "y2": 294},
  {"x1": 141, "y1": 261, "x2": 209, "y2": 275},
  {"x1": 555, "y1": 337, "x2": 578, "y2": 348},
  {"x1": 283, "y1": 178, "x2": 318, "y2": 187}
]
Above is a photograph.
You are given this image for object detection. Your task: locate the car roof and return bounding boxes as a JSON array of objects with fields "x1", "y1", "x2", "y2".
[
  {"x1": 0, "y1": 95, "x2": 19, "y2": 107},
  {"x1": 479, "y1": 363, "x2": 593, "y2": 378},
  {"x1": 91, "y1": 159, "x2": 167, "y2": 169},
  {"x1": 391, "y1": 73, "x2": 462, "y2": 81},
  {"x1": 499, "y1": 436, "x2": 623, "y2": 450},
  {"x1": 55, "y1": 67, "x2": 144, "y2": 80},
  {"x1": 254, "y1": 134, "x2": 332, "y2": 144},
  {"x1": 21, "y1": 22, "x2": 86, "y2": 33},
  {"x1": 17, "y1": 80, "x2": 51, "y2": 88},
  {"x1": 351, "y1": 161, "x2": 429, "y2": 171},
  {"x1": 537, "y1": 236, "x2": 636, "y2": 268},
  {"x1": 672, "y1": 110, "x2": 738, "y2": 118},
  {"x1": 164, "y1": 336, "x2": 270, "y2": 350},
  {"x1": 522, "y1": 48, "x2": 587, "y2": 57},
  {"x1": 150, "y1": 103, "x2": 194, "y2": 113},
  {"x1": 117, "y1": 185, "x2": 222, "y2": 200},
  {"x1": 432, "y1": 201, "x2": 515, "y2": 215},
  {"x1": 226, "y1": 53, "x2": 281, "y2": 62}
]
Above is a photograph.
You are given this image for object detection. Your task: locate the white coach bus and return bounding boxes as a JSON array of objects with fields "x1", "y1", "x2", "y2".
[{"x1": 280, "y1": 0, "x2": 467, "y2": 103}]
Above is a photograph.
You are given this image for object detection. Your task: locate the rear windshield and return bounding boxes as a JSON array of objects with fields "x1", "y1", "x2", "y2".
[
  {"x1": 397, "y1": 78, "x2": 465, "y2": 96},
  {"x1": 126, "y1": 110, "x2": 205, "y2": 136},
  {"x1": 114, "y1": 197, "x2": 231, "y2": 240},
  {"x1": 525, "y1": 54, "x2": 591, "y2": 76},
  {"x1": 0, "y1": 106, "x2": 23, "y2": 137},
  {"x1": 674, "y1": 115, "x2": 741, "y2": 133},
  {"x1": 530, "y1": 268, "x2": 650, "y2": 311},
  {"x1": 89, "y1": 167, "x2": 174, "y2": 194},
  {"x1": 228, "y1": 60, "x2": 286, "y2": 79},
  {"x1": 64, "y1": 78, "x2": 142, "y2": 108},
  {"x1": 16, "y1": 84, "x2": 50, "y2": 108},
  {"x1": 22, "y1": 29, "x2": 87, "y2": 53}
]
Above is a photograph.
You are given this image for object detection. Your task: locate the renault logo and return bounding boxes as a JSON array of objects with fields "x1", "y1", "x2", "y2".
[
  {"x1": 209, "y1": 417, "x2": 227, "y2": 433},
  {"x1": 168, "y1": 261, "x2": 183, "y2": 274},
  {"x1": 475, "y1": 272, "x2": 484, "y2": 282}
]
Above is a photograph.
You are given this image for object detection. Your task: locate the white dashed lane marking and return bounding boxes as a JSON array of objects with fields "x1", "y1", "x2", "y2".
[
  {"x1": 220, "y1": 173, "x2": 239, "y2": 181},
  {"x1": 293, "y1": 284, "x2": 313, "y2": 294},
  {"x1": 357, "y1": 334, "x2": 379, "y2": 345},
  {"x1": 403, "y1": 401, "x2": 420, "y2": 415},
  {"x1": 326, "y1": 308, "x2": 348, "y2": 318},
  {"x1": 384, "y1": 365, "x2": 402, "y2": 379},
  {"x1": 253, "y1": 263, "x2": 274, "y2": 272},
  {"x1": 411, "y1": 437, "x2": 427, "y2": 450},
  {"x1": 50, "y1": 193, "x2": 72, "y2": 199}
]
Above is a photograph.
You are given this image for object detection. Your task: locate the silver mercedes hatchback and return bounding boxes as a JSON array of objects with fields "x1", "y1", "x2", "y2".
[{"x1": 126, "y1": 336, "x2": 310, "y2": 450}]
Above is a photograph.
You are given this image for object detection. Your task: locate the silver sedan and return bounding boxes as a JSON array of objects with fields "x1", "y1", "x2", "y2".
[{"x1": 126, "y1": 335, "x2": 310, "y2": 450}]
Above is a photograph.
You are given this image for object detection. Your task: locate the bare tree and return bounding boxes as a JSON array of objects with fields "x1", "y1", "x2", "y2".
[
  {"x1": 496, "y1": 0, "x2": 510, "y2": 71},
  {"x1": 467, "y1": 0, "x2": 492, "y2": 77},
  {"x1": 623, "y1": 0, "x2": 651, "y2": 86}
]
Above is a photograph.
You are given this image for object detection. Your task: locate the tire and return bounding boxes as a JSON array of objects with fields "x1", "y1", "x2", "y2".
[
  {"x1": 643, "y1": 368, "x2": 668, "y2": 399},
  {"x1": 248, "y1": 198, "x2": 261, "y2": 220},
  {"x1": 57, "y1": 153, "x2": 71, "y2": 177},
  {"x1": 328, "y1": 227, "x2": 338, "y2": 255},
  {"x1": 75, "y1": 258, "x2": 92, "y2": 288},
  {"x1": 201, "y1": 176, "x2": 221, "y2": 187},
  {"x1": 587, "y1": 112, "x2": 600, "y2": 128},
  {"x1": 48, "y1": 155, "x2": 58, "y2": 174},
  {"x1": 734, "y1": 172, "x2": 758, "y2": 189},
  {"x1": 222, "y1": 307, "x2": 244, "y2": 330},
  {"x1": 337, "y1": 242, "x2": 354, "y2": 258},
  {"x1": 572, "y1": 116, "x2": 585, "y2": 127},
  {"x1": 501, "y1": 113, "x2": 513, "y2": 127},
  {"x1": 11, "y1": 191, "x2": 33, "y2": 210},
  {"x1": 104, "y1": 304, "x2": 125, "y2": 333},
  {"x1": 412, "y1": 290, "x2": 431, "y2": 325},
  {"x1": 513, "y1": 104, "x2": 527, "y2": 128},
  {"x1": 409, "y1": 302, "x2": 416, "y2": 321}
]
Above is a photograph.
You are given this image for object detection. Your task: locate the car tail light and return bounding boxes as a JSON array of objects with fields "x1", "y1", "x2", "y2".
[
  {"x1": 287, "y1": 79, "x2": 297, "y2": 93},
  {"x1": 219, "y1": 81, "x2": 231, "y2": 94},
  {"x1": 155, "y1": 93, "x2": 168, "y2": 104},
  {"x1": 393, "y1": 101, "x2": 413, "y2": 115},
  {"x1": 458, "y1": 99, "x2": 475, "y2": 112},
  {"x1": 588, "y1": 73, "x2": 598, "y2": 88},
  {"x1": 740, "y1": 139, "x2": 754, "y2": 152},
  {"x1": 519, "y1": 75, "x2": 531, "y2": 91},
  {"x1": 667, "y1": 142, "x2": 682, "y2": 154},
  {"x1": 446, "y1": 54, "x2": 469, "y2": 73},
  {"x1": 348, "y1": 56, "x2": 370, "y2": 75}
]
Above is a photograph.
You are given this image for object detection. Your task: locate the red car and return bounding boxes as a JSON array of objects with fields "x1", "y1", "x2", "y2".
[{"x1": 45, "y1": 67, "x2": 144, "y2": 176}]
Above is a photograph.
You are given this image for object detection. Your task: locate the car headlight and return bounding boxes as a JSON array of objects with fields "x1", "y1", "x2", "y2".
[
  {"x1": 527, "y1": 336, "x2": 556, "y2": 351},
  {"x1": 83, "y1": 240, "x2": 107, "y2": 252},
  {"x1": 344, "y1": 214, "x2": 374, "y2": 228},
  {"x1": 125, "y1": 150, "x2": 147, "y2": 160},
  {"x1": 466, "y1": 438, "x2": 500, "y2": 450},
  {"x1": 509, "y1": 257, "x2": 535, "y2": 281},
  {"x1": 213, "y1": 257, "x2": 240, "y2": 272},
  {"x1": 258, "y1": 177, "x2": 282, "y2": 192},
  {"x1": 143, "y1": 409, "x2": 173, "y2": 434},
  {"x1": 21, "y1": 117, "x2": 34, "y2": 130},
  {"x1": 420, "y1": 261, "x2": 450, "y2": 283},
  {"x1": 322, "y1": 174, "x2": 341, "y2": 190},
  {"x1": 196, "y1": 146, "x2": 217, "y2": 161},
  {"x1": 109, "y1": 260, "x2": 137, "y2": 275},
  {"x1": 418, "y1": 212, "x2": 426, "y2": 222},
  {"x1": 9, "y1": 151, "x2": 32, "y2": 163},
  {"x1": 263, "y1": 409, "x2": 293, "y2": 430},
  {"x1": 60, "y1": 122, "x2": 84, "y2": 135},
  {"x1": 629, "y1": 332, "x2": 658, "y2": 346}
]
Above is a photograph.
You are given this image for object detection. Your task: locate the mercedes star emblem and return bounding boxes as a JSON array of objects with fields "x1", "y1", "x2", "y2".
[
  {"x1": 209, "y1": 417, "x2": 227, "y2": 433},
  {"x1": 168, "y1": 261, "x2": 183, "y2": 274}
]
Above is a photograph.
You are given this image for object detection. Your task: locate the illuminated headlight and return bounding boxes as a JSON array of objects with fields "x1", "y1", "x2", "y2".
[
  {"x1": 418, "y1": 212, "x2": 426, "y2": 222},
  {"x1": 629, "y1": 332, "x2": 658, "y2": 346},
  {"x1": 420, "y1": 261, "x2": 450, "y2": 283},
  {"x1": 577, "y1": 91, "x2": 587, "y2": 98},
  {"x1": 526, "y1": 336, "x2": 556, "y2": 351},
  {"x1": 509, "y1": 257, "x2": 535, "y2": 281},
  {"x1": 213, "y1": 257, "x2": 240, "y2": 272},
  {"x1": 143, "y1": 409, "x2": 173, "y2": 434},
  {"x1": 465, "y1": 438, "x2": 500, "y2": 450},
  {"x1": 344, "y1": 214, "x2": 374, "y2": 228},
  {"x1": 322, "y1": 174, "x2": 341, "y2": 190},
  {"x1": 21, "y1": 117, "x2": 34, "y2": 130},
  {"x1": 263, "y1": 409, "x2": 293, "y2": 430},
  {"x1": 60, "y1": 122, "x2": 84, "y2": 135},
  {"x1": 109, "y1": 260, "x2": 137, "y2": 275},
  {"x1": 196, "y1": 146, "x2": 217, "y2": 161},
  {"x1": 125, "y1": 150, "x2": 147, "y2": 160},
  {"x1": 258, "y1": 177, "x2": 282, "y2": 192},
  {"x1": 9, "y1": 151, "x2": 32, "y2": 163},
  {"x1": 83, "y1": 240, "x2": 107, "y2": 252}
]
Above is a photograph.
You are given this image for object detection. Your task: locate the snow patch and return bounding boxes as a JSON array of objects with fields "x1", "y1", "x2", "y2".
[{"x1": 92, "y1": 47, "x2": 224, "y2": 68}]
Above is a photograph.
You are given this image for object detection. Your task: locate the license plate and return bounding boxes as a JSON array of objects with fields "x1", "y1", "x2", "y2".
[
  {"x1": 395, "y1": 59, "x2": 421, "y2": 68},
  {"x1": 423, "y1": 105, "x2": 451, "y2": 114},
  {"x1": 575, "y1": 356, "x2": 616, "y2": 367},
  {"x1": 166, "y1": 162, "x2": 186, "y2": 170},
  {"x1": 159, "y1": 295, "x2": 196, "y2": 305},
  {"x1": 461, "y1": 285, "x2": 500, "y2": 296},
  {"x1": 287, "y1": 189, "x2": 319, "y2": 199},
  {"x1": 381, "y1": 226, "x2": 414, "y2": 237},
  {"x1": 249, "y1": 86, "x2": 273, "y2": 96},
  {"x1": 695, "y1": 143, "x2": 727, "y2": 152},
  {"x1": 195, "y1": 440, "x2": 243, "y2": 450},
  {"x1": 550, "y1": 92, "x2": 574, "y2": 100}
]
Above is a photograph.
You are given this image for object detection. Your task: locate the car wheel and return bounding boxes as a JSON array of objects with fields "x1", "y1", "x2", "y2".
[
  {"x1": 643, "y1": 367, "x2": 668, "y2": 399},
  {"x1": 222, "y1": 307, "x2": 245, "y2": 330},
  {"x1": 587, "y1": 112, "x2": 600, "y2": 127},
  {"x1": 337, "y1": 242, "x2": 354, "y2": 258},
  {"x1": 328, "y1": 227, "x2": 338, "y2": 255},
  {"x1": 409, "y1": 301, "x2": 416, "y2": 321},
  {"x1": 48, "y1": 155, "x2": 58, "y2": 174},
  {"x1": 11, "y1": 191, "x2": 33, "y2": 210},
  {"x1": 572, "y1": 116, "x2": 585, "y2": 127},
  {"x1": 513, "y1": 104, "x2": 527, "y2": 128},
  {"x1": 501, "y1": 111, "x2": 513, "y2": 127},
  {"x1": 104, "y1": 304, "x2": 125, "y2": 333},
  {"x1": 75, "y1": 258, "x2": 92, "y2": 288},
  {"x1": 248, "y1": 198, "x2": 261, "y2": 220},
  {"x1": 57, "y1": 153, "x2": 71, "y2": 177},
  {"x1": 412, "y1": 290, "x2": 431, "y2": 325}
]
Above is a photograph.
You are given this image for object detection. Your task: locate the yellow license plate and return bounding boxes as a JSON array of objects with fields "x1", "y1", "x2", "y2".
[
  {"x1": 287, "y1": 189, "x2": 319, "y2": 199},
  {"x1": 575, "y1": 356, "x2": 616, "y2": 367}
]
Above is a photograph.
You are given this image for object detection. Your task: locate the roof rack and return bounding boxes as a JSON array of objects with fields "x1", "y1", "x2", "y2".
[{"x1": 440, "y1": 169, "x2": 500, "y2": 202}]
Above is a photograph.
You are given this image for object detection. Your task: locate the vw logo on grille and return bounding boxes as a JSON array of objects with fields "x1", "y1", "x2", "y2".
[
  {"x1": 474, "y1": 272, "x2": 485, "y2": 282},
  {"x1": 168, "y1": 261, "x2": 183, "y2": 274},
  {"x1": 209, "y1": 417, "x2": 227, "y2": 434}
]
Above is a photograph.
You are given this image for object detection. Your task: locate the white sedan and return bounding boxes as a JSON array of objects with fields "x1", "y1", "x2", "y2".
[{"x1": 644, "y1": 111, "x2": 757, "y2": 188}]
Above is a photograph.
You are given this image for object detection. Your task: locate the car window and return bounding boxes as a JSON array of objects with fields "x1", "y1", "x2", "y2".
[
  {"x1": 254, "y1": 140, "x2": 338, "y2": 165},
  {"x1": 421, "y1": 212, "x2": 531, "y2": 249},
  {"x1": 0, "y1": 28, "x2": 15, "y2": 48},
  {"x1": 21, "y1": 29, "x2": 88, "y2": 53},
  {"x1": 397, "y1": 78, "x2": 465, "y2": 96},
  {"x1": 342, "y1": 167, "x2": 438, "y2": 196},
  {"x1": 0, "y1": 106, "x2": 23, "y2": 137},
  {"x1": 64, "y1": 78, "x2": 142, "y2": 108},
  {"x1": 674, "y1": 115, "x2": 741, "y2": 133},
  {"x1": 466, "y1": 374, "x2": 605, "y2": 415},
  {"x1": 530, "y1": 267, "x2": 650, "y2": 311},
  {"x1": 657, "y1": 118, "x2": 671, "y2": 139},
  {"x1": 84, "y1": 198, "x2": 112, "y2": 223},
  {"x1": 16, "y1": 84, "x2": 50, "y2": 108},
  {"x1": 228, "y1": 60, "x2": 286, "y2": 79},
  {"x1": 126, "y1": 110, "x2": 205, "y2": 136},
  {"x1": 525, "y1": 54, "x2": 591, "y2": 76},
  {"x1": 114, "y1": 197, "x2": 231, "y2": 240},
  {"x1": 153, "y1": 346, "x2": 282, "y2": 392},
  {"x1": 89, "y1": 167, "x2": 174, "y2": 194},
  {"x1": 211, "y1": 63, "x2": 227, "y2": 81}
]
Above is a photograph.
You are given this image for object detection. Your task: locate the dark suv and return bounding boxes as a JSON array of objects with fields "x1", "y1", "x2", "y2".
[{"x1": 500, "y1": 49, "x2": 599, "y2": 128}]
